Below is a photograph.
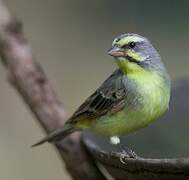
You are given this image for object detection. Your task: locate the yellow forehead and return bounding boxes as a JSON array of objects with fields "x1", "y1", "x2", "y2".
[{"x1": 113, "y1": 36, "x2": 144, "y2": 46}]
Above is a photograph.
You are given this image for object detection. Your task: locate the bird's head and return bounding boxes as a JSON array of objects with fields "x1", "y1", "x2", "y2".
[{"x1": 108, "y1": 33, "x2": 164, "y2": 74}]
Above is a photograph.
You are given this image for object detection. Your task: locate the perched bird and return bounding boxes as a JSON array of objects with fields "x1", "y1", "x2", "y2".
[{"x1": 32, "y1": 33, "x2": 171, "y2": 147}]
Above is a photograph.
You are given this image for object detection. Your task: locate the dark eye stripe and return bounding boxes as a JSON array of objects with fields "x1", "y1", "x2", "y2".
[
  {"x1": 121, "y1": 44, "x2": 127, "y2": 49},
  {"x1": 121, "y1": 41, "x2": 145, "y2": 49},
  {"x1": 121, "y1": 41, "x2": 137, "y2": 49},
  {"x1": 126, "y1": 55, "x2": 142, "y2": 65}
]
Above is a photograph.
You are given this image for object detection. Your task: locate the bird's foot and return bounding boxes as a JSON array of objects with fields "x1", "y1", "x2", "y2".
[
  {"x1": 109, "y1": 136, "x2": 138, "y2": 164},
  {"x1": 110, "y1": 145, "x2": 138, "y2": 164},
  {"x1": 118, "y1": 145, "x2": 138, "y2": 164}
]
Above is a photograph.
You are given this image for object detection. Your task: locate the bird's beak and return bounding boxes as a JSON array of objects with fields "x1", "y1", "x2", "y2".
[{"x1": 108, "y1": 46, "x2": 125, "y2": 57}]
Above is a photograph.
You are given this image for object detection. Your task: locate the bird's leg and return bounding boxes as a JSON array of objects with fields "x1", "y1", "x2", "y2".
[{"x1": 110, "y1": 136, "x2": 138, "y2": 164}]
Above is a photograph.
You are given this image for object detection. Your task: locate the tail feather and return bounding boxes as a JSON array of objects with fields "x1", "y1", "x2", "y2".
[{"x1": 31, "y1": 125, "x2": 74, "y2": 147}]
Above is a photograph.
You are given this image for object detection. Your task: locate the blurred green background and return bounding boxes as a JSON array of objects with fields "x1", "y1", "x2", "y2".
[{"x1": 0, "y1": 0, "x2": 188, "y2": 179}]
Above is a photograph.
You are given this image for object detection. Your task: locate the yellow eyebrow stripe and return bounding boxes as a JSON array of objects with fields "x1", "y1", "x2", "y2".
[
  {"x1": 113, "y1": 35, "x2": 145, "y2": 46},
  {"x1": 122, "y1": 36, "x2": 144, "y2": 43}
]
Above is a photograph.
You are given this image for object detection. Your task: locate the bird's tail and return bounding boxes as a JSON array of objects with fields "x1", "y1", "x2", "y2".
[{"x1": 31, "y1": 124, "x2": 74, "y2": 147}]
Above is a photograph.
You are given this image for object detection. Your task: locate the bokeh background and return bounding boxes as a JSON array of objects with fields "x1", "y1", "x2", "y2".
[{"x1": 0, "y1": 0, "x2": 188, "y2": 179}]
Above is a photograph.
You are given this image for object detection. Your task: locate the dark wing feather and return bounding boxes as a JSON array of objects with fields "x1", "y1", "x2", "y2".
[{"x1": 68, "y1": 69, "x2": 127, "y2": 123}]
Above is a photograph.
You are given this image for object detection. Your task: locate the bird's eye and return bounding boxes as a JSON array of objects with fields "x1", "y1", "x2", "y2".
[{"x1": 128, "y1": 42, "x2": 136, "y2": 48}]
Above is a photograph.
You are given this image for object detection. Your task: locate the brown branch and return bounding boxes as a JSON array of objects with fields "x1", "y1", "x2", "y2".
[
  {"x1": 83, "y1": 132, "x2": 189, "y2": 180},
  {"x1": 0, "y1": 1, "x2": 105, "y2": 180}
]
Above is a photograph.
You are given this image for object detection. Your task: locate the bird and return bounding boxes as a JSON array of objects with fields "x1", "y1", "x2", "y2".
[{"x1": 32, "y1": 33, "x2": 171, "y2": 147}]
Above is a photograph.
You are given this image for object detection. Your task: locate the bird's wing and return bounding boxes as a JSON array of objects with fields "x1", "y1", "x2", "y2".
[{"x1": 68, "y1": 69, "x2": 127, "y2": 123}]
